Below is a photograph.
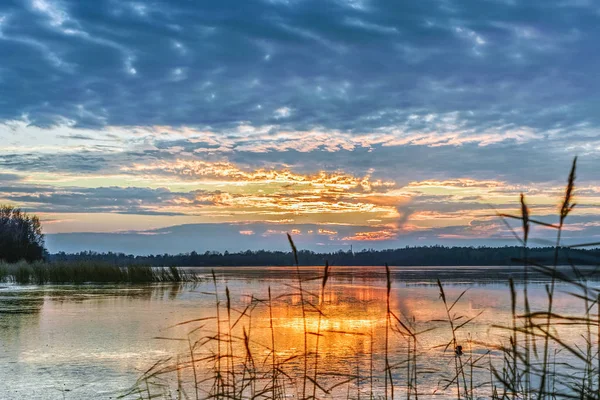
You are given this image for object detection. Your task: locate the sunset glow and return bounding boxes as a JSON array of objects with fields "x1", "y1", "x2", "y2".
[
  {"x1": 1, "y1": 0, "x2": 599, "y2": 254},
  {"x1": 1, "y1": 152, "x2": 598, "y2": 252},
  {"x1": 3, "y1": 2, "x2": 600, "y2": 399}
]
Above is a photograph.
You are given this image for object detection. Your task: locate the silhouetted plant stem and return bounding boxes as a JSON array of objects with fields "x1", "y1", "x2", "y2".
[
  {"x1": 225, "y1": 286, "x2": 236, "y2": 396},
  {"x1": 187, "y1": 336, "x2": 199, "y2": 400},
  {"x1": 385, "y1": 263, "x2": 394, "y2": 399},
  {"x1": 520, "y1": 193, "x2": 532, "y2": 400},
  {"x1": 312, "y1": 261, "x2": 329, "y2": 400},
  {"x1": 437, "y1": 279, "x2": 471, "y2": 399},
  {"x1": 407, "y1": 333, "x2": 411, "y2": 400},
  {"x1": 268, "y1": 286, "x2": 277, "y2": 400},
  {"x1": 509, "y1": 278, "x2": 517, "y2": 400},
  {"x1": 539, "y1": 157, "x2": 576, "y2": 398},
  {"x1": 370, "y1": 325, "x2": 374, "y2": 400},
  {"x1": 356, "y1": 355, "x2": 361, "y2": 400},
  {"x1": 287, "y1": 233, "x2": 308, "y2": 400},
  {"x1": 211, "y1": 270, "x2": 224, "y2": 397}
]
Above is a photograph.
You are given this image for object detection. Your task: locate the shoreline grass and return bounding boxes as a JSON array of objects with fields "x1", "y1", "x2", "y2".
[{"x1": 0, "y1": 261, "x2": 193, "y2": 284}]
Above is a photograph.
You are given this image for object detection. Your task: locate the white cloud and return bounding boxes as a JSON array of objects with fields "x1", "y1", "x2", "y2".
[{"x1": 274, "y1": 107, "x2": 292, "y2": 119}]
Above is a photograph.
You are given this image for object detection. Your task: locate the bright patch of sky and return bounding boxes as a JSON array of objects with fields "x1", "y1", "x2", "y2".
[{"x1": 1, "y1": 0, "x2": 599, "y2": 253}]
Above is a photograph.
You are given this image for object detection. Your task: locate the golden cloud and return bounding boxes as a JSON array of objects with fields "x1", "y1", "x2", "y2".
[{"x1": 341, "y1": 230, "x2": 397, "y2": 241}]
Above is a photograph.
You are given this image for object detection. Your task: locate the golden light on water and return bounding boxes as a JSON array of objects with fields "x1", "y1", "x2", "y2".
[{"x1": 3, "y1": 266, "x2": 597, "y2": 399}]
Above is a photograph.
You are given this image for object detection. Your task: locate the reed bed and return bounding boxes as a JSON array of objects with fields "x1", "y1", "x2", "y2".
[
  {"x1": 123, "y1": 157, "x2": 600, "y2": 399},
  {"x1": 0, "y1": 261, "x2": 192, "y2": 284}
]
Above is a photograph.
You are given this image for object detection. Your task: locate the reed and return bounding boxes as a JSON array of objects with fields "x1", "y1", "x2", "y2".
[
  {"x1": 287, "y1": 233, "x2": 308, "y2": 399},
  {"x1": 311, "y1": 261, "x2": 329, "y2": 400},
  {"x1": 435, "y1": 279, "x2": 481, "y2": 399},
  {"x1": 385, "y1": 263, "x2": 393, "y2": 399},
  {"x1": 268, "y1": 286, "x2": 277, "y2": 400},
  {"x1": 129, "y1": 259, "x2": 600, "y2": 400},
  {"x1": 123, "y1": 156, "x2": 600, "y2": 400},
  {"x1": 538, "y1": 157, "x2": 577, "y2": 398},
  {"x1": 0, "y1": 260, "x2": 192, "y2": 284}
]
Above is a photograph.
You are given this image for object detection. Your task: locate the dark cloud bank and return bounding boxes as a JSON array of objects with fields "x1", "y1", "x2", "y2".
[{"x1": 1, "y1": 0, "x2": 599, "y2": 132}]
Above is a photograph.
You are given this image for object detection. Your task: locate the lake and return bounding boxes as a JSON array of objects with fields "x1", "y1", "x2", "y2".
[{"x1": 1, "y1": 265, "x2": 598, "y2": 399}]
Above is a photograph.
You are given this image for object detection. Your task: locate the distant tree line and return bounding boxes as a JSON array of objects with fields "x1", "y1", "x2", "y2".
[{"x1": 49, "y1": 246, "x2": 600, "y2": 267}]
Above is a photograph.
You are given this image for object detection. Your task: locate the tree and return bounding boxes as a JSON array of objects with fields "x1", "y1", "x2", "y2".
[{"x1": 0, "y1": 205, "x2": 46, "y2": 263}]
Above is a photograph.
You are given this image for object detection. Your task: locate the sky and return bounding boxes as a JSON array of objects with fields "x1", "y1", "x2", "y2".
[{"x1": 1, "y1": 0, "x2": 600, "y2": 254}]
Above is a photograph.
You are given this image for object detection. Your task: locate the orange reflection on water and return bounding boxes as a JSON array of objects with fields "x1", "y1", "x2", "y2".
[
  {"x1": 4, "y1": 268, "x2": 599, "y2": 399},
  {"x1": 177, "y1": 276, "x2": 496, "y2": 397},
  {"x1": 181, "y1": 269, "x2": 600, "y2": 400}
]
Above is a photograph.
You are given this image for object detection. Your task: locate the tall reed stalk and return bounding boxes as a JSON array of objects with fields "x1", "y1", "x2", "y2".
[
  {"x1": 385, "y1": 263, "x2": 394, "y2": 399},
  {"x1": 287, "y1": 233, "x2": 308, "y2": 399},
  {"x1": 539, "y1": 157, "x2": 576, "y2": 398},
  {"x1": 311, "y1": 261, "x2": 329, "y2": 400},
  {"x1": 211, "y1": 270, "x2": 224, "y2": 397}
]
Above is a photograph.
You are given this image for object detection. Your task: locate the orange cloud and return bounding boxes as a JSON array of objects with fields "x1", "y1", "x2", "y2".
[
  {"x1": 318, "y1": 228, "x2": 338, "y2": 235},
  {"x1": 124, "y1": 160, "x2": 395, "y2": 190},
  {"x1": 406, "y1": 178, "x2": 507, "y2": 189},
  {"x1": 342, "y1": 230, "x2": 397, "y2": 241}
]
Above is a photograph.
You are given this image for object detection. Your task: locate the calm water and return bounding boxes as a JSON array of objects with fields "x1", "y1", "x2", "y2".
[{"x1": 1, "y1": 266, "x2": 598, "y2": 399}]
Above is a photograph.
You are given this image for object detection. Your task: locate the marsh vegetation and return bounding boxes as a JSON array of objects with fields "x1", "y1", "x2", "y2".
[
  {"x1": 0, "y1": 261, "x2": 192, "y2": 284},
  {"x1": 124, "y1": 158, "x2": 600, "y2": 399}
]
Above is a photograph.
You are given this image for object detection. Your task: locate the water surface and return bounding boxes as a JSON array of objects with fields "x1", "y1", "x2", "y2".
[{"x1": 1, "y1": 266, "x2": 597, "y2": 399}]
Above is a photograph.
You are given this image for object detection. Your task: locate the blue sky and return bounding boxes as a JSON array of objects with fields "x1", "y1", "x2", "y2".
[{"x1": 1, "y1": 0, "x2": 599, "y2": 254}]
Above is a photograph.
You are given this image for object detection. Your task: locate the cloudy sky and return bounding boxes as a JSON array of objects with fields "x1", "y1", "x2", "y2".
[{"x1": 1, "y1": 0, "x2": 599, "y2": 254}]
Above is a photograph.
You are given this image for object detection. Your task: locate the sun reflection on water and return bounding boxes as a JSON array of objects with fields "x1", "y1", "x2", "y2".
[{"x1": 2, "y1": 267, "x2": 598, "y2": 399}]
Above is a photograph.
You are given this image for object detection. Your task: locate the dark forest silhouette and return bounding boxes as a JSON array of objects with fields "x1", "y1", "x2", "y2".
[
  {"x1": 0, "y1": 205, "x2": 46, "y2": 263},
  {"x1": 50, "y1": 245, "x2": 599, "y2": 267}
]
